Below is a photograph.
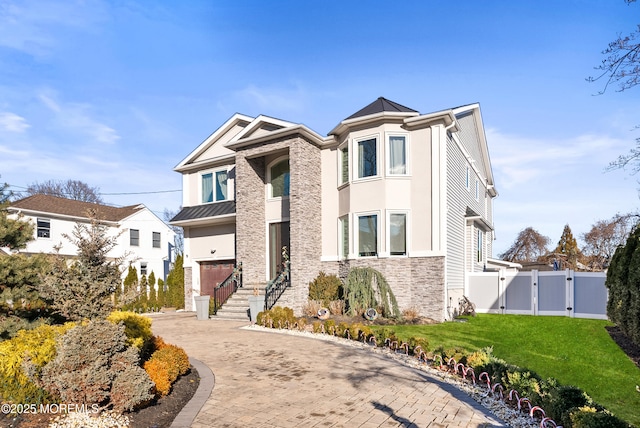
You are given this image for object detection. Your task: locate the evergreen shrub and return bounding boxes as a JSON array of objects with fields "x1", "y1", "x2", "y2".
[
  {"x1": 40, "y1": 320, "x2": 154, "y2": 412},
  {"x1": 308, "y1": 272, "x2": 342, "y2": 307},
  {"x1": 0, "y1": 323, "x2": 74, "y2": 404},
  {"x1": 143, "y1": 344, "x2": 190, "y2": 396}
]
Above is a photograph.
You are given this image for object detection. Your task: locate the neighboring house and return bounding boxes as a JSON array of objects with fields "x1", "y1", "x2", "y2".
[
  {"x1": 171, "y1": 97, "x2": 498, "y2": 320},
  {"x1": 7, "y1": 194, "x2": 176, "y2": 281}
]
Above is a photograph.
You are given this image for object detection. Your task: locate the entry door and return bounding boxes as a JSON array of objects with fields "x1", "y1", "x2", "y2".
[
  {"x1": 200, "y1": 261, "x2": 235, "y2": 296},
  {"x1": 269, "y1": 221, "x2": 290, "y2": 280}
]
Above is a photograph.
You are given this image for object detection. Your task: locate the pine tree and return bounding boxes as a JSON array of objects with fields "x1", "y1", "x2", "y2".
[
  {"x1": 552, "y1": 224, "x2": 583, "y2": 269},
  {"x1": 138, "y1": 275, "x2": 148, "y2": 313},
  {"x1": 38, "y1": 211, "x2": 128, "y2": 321},
  {"x1": 165, "y1": 255, "x2": 184, "y2": 309},
  {"x1": 147, "y1": 272, "x2": 157, "y2": 311},
  {"x1": 157, "y1": 279, "x2": 166, "y2": 308}
]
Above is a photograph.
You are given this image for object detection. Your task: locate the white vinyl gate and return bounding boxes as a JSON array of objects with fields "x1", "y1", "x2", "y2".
[{"x1": 466, "y1": 269, "x2": 608, "y2": 319}]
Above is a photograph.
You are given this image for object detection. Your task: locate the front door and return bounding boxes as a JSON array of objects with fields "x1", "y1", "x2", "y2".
[
  {"x1": 269, "y1": 221, "x2": 290, "y2": 280},
  {"x1": 200, "y1": 261, "x2": 235, "y2": 296}
]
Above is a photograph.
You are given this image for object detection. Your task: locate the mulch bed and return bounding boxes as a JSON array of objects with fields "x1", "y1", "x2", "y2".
[
  {"x1": 606, "y1": 325, "x2": 640, "y2": 369},
  {"x1": 2, "y1": 366, "x2": 200, "y2": 428}
]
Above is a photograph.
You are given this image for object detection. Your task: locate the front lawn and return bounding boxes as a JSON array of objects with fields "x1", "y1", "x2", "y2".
[{"x1": 372, "y1": 314, "x2": 640, "y2": 426}]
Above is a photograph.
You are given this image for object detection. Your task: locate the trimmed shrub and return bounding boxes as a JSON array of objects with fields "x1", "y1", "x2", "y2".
[
  {"x1": 308, "y1": 272, "x2": 342, "y2": 307},
  {"x1": 257, "y1": 306, "x2": 296, "y2": 328},
  {"x1": 570, "y1": 407, "x2": 629, "y2": 428},
  {"x1": 465, "y1": 349, "x2": 491, "y2": 370},
  {"x1": 503, "y1": 369, "x2": 543, "y2": 403},
  {"x1": 323, "y1": 319, "x2": 336, "y2": 334},
  {"x1": 40, "y1": 320, "x2": 154, "y2": 412},
  {"x1": 545, "y1": 385, "x2": 591, "y2": 426},
  {"x1": 373, "y1": 327, "x2": 398, "y2": 347},
  {"x1": 143, "y1": 344, "x2": 190, "y2": 396},
  {"x1": 0, "y1": 323, "x2": 75, "y2": 404},
  {"x1": 107, "y1": 311, "x2": 153, "y2": 358},
  {"x1": 407, "y1": 336, "x2": 430, "y2": 354}
]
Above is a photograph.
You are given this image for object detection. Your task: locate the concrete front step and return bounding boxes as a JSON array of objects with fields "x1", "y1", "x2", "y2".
[{"x1": 212, "y1": 286, "x2": 266, "y2": 320}]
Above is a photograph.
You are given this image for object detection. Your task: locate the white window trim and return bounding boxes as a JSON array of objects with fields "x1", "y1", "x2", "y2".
[
  {"x1": 386, "y1": 210, "x2": 410, "y2": 257},
  {"x1": 475, "y1": 179, "x2": 479, "y2": 200},
  {"x1": 338, "y1": 215, "x2": 350, "y2": 259},
  {"x1": 354, "y1": 211, "x2": 381, "y2": 258},
  {"x1": 385, "y1": 132, "x2": 410, "y2": 177},
  {"x1": 353, "y1": 134, "x2": 381, "y2": 182},
  {"x1": 200, "y1": 166, "x2": 231, "y2": 204},
  {"x1": 337, "y1": 142, "x2": 350, "y2": 187},
  {"x1": 477, "y1": 229, "x2": 484, "y2": 264},
  {"x1": 266, "y1": 155, "x2": 290, "y2": 200},
  {"x1": 36, "y1": 217, "x2": 51, "y2": 239},
  {"x1": 465, "y1": 166, "x2": 470, "y2": 191}
]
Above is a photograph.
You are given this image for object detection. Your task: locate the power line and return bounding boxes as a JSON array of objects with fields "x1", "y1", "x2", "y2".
[{"x1": 4, "y1": 184, "x2": 181, "y2": 196}]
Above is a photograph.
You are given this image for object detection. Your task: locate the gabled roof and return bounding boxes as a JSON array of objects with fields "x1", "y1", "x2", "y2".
[
  {"x1": 9, "y1": 194, "x2": 143, "y2": 223},
  {"x1": 345, "y1": 97, "x2": 418, "y2": 120}
]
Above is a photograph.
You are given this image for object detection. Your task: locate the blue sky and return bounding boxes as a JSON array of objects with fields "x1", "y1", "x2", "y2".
[{"x1": 1, "y1": 0, "x2": 639, "y2": 256}]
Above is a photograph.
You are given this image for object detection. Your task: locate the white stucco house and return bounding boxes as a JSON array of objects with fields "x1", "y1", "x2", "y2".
[
  {"x1": 8, "y1": 194, "x2": 176, "y2": 281},
  {"x1": 171, "y1": 97, "x2": 498, "y2": 320}
]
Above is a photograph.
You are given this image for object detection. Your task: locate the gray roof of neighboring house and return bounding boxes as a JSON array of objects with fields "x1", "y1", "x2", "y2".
[
  {"x1": 170, "y1": 201, "x2": 236, "y2": 222},
  {"x1": 345, "y1": 97, "x2": 418, "y2": 120},
  {"x1": 10, "y1": 194, "x2": 142, "y2": 222}
]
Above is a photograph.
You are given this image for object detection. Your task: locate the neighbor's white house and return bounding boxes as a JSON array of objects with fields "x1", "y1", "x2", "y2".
[
  {"x1": 171, "y1": 97, "x2": 499, "y2": 320},
  {"x1": 8, "y1": 194, "x2": 176, "y2": 281}
]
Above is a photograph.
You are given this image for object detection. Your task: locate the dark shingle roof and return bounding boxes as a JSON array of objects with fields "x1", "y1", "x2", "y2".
[
  {"x1": 345, "y1": 97, "x2": 418, "y2": 120},
  {"x1": 10, "y1": 194, "x2": 141, "y2": 222},
  {"x1": 170, "y1": 201, "x2": 236, "y2": 222}
]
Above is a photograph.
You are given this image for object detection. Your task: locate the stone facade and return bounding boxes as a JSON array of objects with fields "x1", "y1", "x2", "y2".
[
  {"x1": 321, "y1": 256, "x2": 445, "y2": 321},
  {"x1": 184, "y1": 267, "x2": 193, "y2": 311},
  {"x1": 234, "y1": 134, "x2": 322, "y2": 315}
]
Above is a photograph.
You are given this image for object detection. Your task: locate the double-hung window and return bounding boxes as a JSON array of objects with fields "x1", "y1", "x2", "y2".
[
  {"x1": 356, "y1": 137, "x2": 377, "y2": 179},
  {"x1": 477, "y1": 230, "x2": 483, "y2": 263},
  {"x1": 389, "y1": 213, "x2": 407, "y2": 256},
  {"x1": 130, "y1": 229, "x2": 139, "y2": 247},
  {"x1": 202, "y1": 169, "x2": 228, "y2": 203},
  {"x1": 152, "y1": 232, "x2": 161, "y2": 248},
  {"x1": 358, "y1": 214, "x2": 378, "y2": 257},
  {"x1": 37, "y1": 218, "x2": 50, "y2": 238},
  {"x1": 388, "y1": 135, "x2": 407, "y2": 175}
]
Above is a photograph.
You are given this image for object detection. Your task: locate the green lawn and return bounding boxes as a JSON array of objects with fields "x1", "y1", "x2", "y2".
[{"x1": 371, "y1": 314, "x2": 640, "y2": 426}]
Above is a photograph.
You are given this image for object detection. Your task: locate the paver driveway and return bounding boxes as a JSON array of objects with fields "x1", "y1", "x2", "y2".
[{"x1": 150, "y1": 312, "x2": 507, "y2": 428}]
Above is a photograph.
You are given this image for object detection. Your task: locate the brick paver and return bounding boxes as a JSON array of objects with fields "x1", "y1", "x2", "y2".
[{"x1": 149, "y1": 312, "x2": 507, "y2": 428}]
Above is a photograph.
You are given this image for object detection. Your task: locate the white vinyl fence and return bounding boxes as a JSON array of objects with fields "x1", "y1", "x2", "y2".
[{"x1": 466, "y1": 269, "x2": 608, "y2": 319}]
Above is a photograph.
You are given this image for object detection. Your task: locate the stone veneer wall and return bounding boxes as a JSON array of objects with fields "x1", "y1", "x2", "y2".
[
  {"x1": 235, "y1": 135, "x2": 322, "y2": 315},
  {"x1": 184, "y1": 267, "x2": 193, "y2": 311},
  {"x1": 320, "y1": 256, "x2": 445, "y2": 321}
]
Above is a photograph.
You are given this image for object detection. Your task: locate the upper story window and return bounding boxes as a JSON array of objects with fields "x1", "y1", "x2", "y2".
[
  {"x1": 465, "y1": 166, "x2": 470, "y2": 190},
  {"x1": 202, "y1": 169, "x2": 228, "y2": 203},
  {"x1": 475, "y1": 179, "x2": 480, "y2": 200},
  {"x1": 140, "y1": 262, "x2": 147, "y2": 276},
  {"x1": 358, "y1": 213, "x2": 378, "y2": 257},
  {"x1": 356, "y1": 137, "x2": 378, "y2": 179},
  {"x1": 152, "y1": 232, "x2": 161, "y2": 248},
  {"x1": 387, "y1": 135, "x2": 407, "y2": 175},
  {"x1": 130, "y1": 229, "x2": 139, "y2": 246},
  {"x1": 270, "y1": 158, "x2": 290, "y2": 198},
  {"x1": 339, "y1": 145, "x2": 349, "y2": 185},
  {"x1": 37, "y1": 218, "x2": 50, "y2": 238}
]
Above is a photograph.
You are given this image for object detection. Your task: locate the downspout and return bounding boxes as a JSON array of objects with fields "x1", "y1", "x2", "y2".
[{"x1": 443, "y1": 118, "x2": 457, "y2": 320}]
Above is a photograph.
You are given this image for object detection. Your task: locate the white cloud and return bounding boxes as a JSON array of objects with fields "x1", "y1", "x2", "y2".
[
  {"x1": 38, "y1": 92, "x2": 120, "y2": 145},
  {"x1": 0, "y1": 0, "x2": 108, "y2": 57},
  {"x1": 234, "y1": 83, "x2": 307, "y2": 113},
  {"x1": 0, "y1": 112, "x2": 29, "y2": 132}
]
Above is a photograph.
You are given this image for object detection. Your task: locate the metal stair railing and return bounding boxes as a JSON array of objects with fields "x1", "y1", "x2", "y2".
[
  {"x1": 212, "y1": 262, "x2": 243, "y2": 315},
  {"x1": 264, "y1": 261, "x2": 290, "y2": 311}
]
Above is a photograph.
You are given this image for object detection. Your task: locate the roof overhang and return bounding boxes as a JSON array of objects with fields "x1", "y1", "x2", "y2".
[
  {"x1": 403, "y1": 110, "x2": 458, "y2": 131},
  {"x1": 329, "y1": 111, "x2": 419, "y2": 137},
  {"x1": 7, "y1": 207, "x2": 120, "y2": 226},
  {"x1": 169, "y1": 213, "x2": 236, "y2": 228},
  {"x1": 174, "y1": 153, "x2": 236, "y2": 174},
  {"x1": 225, "y1": 124, "x2": 331, "y2": 151}
]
